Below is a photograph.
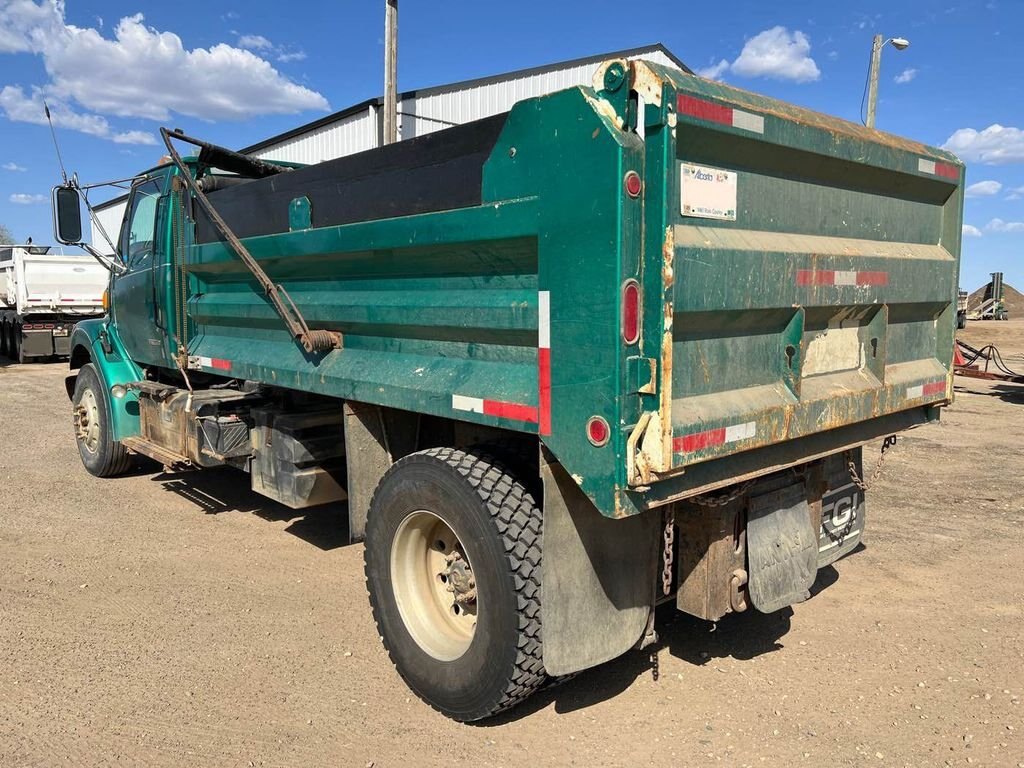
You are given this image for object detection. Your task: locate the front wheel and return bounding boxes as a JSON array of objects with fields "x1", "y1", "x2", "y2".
[
  {"x1": 364, "y1": 447, "x2": 545, "y2": 721},
  {"x1": 72, "y1": 363, "x2": 132, "y2": 477}
]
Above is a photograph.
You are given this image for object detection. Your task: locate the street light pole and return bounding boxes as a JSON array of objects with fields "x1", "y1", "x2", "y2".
[
  {"x1": 866, "y1": 34, "x2": 883, "y2": 129},
  {"x1": 865, "y1": 34, "x2": 910, "y2": 129},
  {"x1": 383, "y1": 0, "x2": 398, "y2": 146}
]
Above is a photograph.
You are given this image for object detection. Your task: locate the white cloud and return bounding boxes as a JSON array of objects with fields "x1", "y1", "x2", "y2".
[
  {"x1": 0, "y1": 85, "x2": 157, "y2": 144},
  {"x1": 237, "y1": 34, "x2": 273, "y2": 51},
  {"x1": 0, "y1": 0, "x2": 55, "y2": 53},
  {"x1": 964, "y1": 180, "x2": 1002, "y2": 197},
  {"x1": 827, "y1": 51, "x2": 839, "y2": 60},
  {"x1": 730, "y1": 27, "x2": 821, "y2": 83},
  {"x1": 1006, "y1": 185, "x2": 1024, "y2": 200},
  {"x1": 236, "y1": 32, "x2": 306, "y2": 64},
  {"x1": 942, "y1": 124, "x2": 1024, "y2": 165},
  {"x1": 9, "y1": 193, "x2": 47, "y2": 204},
  {"x1": 985, "y1": 218, "x2": 1024, "y2": 233},
  {"x1": 696, "y1": 27, "x2": 821, "y2": 84},
  {"x1": 894, "y1": 68, "x2": 918, "y2": 84},
  {"x1": 696, "y1": 59, "x2": 730, "y2": 81},
  {"x1": 0, "y1": 1, "x2": 328, "y2": 135},
  {"x1": 962, "y1": 224, "x2": 983, "y2": 237},
  {"x1": 3, "y1": 161, "x2": 27, "y2": 171}
]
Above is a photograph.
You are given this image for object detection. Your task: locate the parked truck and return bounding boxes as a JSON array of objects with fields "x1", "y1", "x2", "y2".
[
  {"x1": 51, "y1": 59, "x2": 963, "y2": 721},
  {"x1": 1, "y1": 244, "x2": 107, "y2": 362}
]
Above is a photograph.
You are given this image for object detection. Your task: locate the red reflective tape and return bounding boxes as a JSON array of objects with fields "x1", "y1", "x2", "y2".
[
  {"x1": 210, "y1": 358, "x2": 232, "y2": 371},
  {"x1": 61, "y1": 298, "x2": 76, "y2": 302},
  {"x1": 934, "y1": 163, "x2": 959, "y2": 180},
  {"x1": 538, "y1": 347, "x2": 552, "y2": 435},
  {"x1": 677, "y1": 95, "x2": 733, "y2": 127},
  {"x1": 796, "y1": 269, "x2": 834, "y2": 286},
  {"x1": 673, "y1": 427, "x2": 727, "y2": 453},
  {"x1": 922, "y1": 380, "x2": 946, "y2": 396},
  {"x1": 856, "y1": 271, "x2": 889, "y2": 286},
  {"x1": 797, "y1": 269, "x2": 888, "y2": 286},
  {"x1": 482, "y1": 399, "x2": 538, "y2": 424}
]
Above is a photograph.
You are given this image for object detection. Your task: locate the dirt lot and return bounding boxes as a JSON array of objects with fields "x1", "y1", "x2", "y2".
[{"x1": 1, "y1": 324, "x2": 1022, "y2": 768}]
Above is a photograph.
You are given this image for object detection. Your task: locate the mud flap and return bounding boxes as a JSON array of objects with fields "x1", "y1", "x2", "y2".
[
  {"x1": 747, "y1": 483, "x2": 818, "y2": 614},
  {"x1": 540, "y1": 451, "x2": 658, "y2": 677},
  {"x1": 818, "y1": 451, "x2": 866, "y2": 567}
]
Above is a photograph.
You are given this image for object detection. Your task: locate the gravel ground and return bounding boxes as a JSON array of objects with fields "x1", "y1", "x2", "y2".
[{"x1": 1, "y1": 323, "x2": 1022, "y2": 767}]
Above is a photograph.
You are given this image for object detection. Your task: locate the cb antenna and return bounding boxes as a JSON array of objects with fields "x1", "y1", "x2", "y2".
[{"x1": 43, "y1": 101, "x2": 69, "y2": 185}]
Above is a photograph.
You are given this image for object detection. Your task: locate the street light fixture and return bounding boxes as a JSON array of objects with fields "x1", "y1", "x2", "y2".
[{"x1": 865, "y1": 34, "x2": 911, "y2": 128}]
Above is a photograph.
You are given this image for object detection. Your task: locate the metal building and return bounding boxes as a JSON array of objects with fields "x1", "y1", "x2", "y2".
[{"x1": 91, "y1": 44, "x2": 688, "y2": 252}]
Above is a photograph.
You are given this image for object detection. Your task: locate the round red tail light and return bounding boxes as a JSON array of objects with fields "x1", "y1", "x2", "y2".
[
  {"x1": 622, "y1": 279, "x2": 640, "y2": 345},
  {"x1": 587, "y1": 416, "x2": 610, "y2": 447},
  {"x1": 624, "y1": 170, "x2": 643, "y2": 198}
]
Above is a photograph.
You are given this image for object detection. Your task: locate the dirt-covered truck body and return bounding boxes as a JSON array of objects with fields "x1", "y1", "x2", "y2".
[
  {"x1": 0, "y1": 244, "x2": 107, "y2": 362},
  {"x1": 54, "y1": 59, "x2": 963, "y2": 720}
]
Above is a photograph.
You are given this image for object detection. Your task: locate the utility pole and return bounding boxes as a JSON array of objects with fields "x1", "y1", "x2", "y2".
[
  {"x1": 866, "y1": 34, "x2": 883, "y2": 129},
  {"x1": 383, "y1": 0, "x2": 398, "y2": 145}
]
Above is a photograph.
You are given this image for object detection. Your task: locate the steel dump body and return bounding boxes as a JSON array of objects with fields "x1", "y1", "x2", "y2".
[{"x1": 138, "y1": 59, "x2": 960, "y2": 520}]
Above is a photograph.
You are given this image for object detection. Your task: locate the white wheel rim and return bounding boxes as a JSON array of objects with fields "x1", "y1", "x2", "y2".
[
  {"x1": 74, "y1": 388, "x2": 101, "y2": 454},
  {"x1": 390, "y1": 510, "x2": 478, "y2": 661}
]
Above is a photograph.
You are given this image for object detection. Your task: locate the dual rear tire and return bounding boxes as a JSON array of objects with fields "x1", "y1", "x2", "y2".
[{"x1": 364, "y1": 447, "x2": 546, "y2": 721}]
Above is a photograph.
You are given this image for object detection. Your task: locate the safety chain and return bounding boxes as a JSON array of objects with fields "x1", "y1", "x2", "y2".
[
  {"x1": 846, "y1": 435, "x2": 897, "y2": 491},
  {"x1": 691, "y1": 480, "x2": 755, "y2": 508},
  {"x1": 661, "y1": 508, "x2": 676, "y2": 596}
]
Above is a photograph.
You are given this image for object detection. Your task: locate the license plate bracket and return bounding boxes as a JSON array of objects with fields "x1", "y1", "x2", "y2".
[{"x1": 746, "y1": 483, "x2": 817, "y2": 613}]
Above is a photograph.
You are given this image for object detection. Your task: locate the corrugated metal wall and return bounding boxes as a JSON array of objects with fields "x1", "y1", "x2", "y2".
[
  {"x1": 91, "y1": 47, "x2": 682, "y2": 252},
  {"x1": 251, "y1": 47, "x2": 680, "y2": 163},
  {"x1": 255, "y1": 104, "x2": 380, "y2": 165},
  {"x1": 405, "y1": 49, "x2": 679, "y2": 142}
]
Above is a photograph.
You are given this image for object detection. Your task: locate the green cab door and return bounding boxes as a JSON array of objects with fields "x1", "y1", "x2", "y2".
[{"x1": 111, "y1": 172, "x2": 171, "y2": 367}]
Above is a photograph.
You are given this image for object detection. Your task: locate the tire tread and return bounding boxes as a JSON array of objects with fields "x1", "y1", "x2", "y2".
[{"x1": 365, "y1": 446, "x2": 545, "y2": 719}]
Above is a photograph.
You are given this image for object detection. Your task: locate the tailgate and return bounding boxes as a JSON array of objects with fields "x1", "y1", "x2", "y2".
[
  {"x1": 21, "y1": 256, "x2": 107, "y2": 309},
  {"x1": 645, "y1": 64, "x2": 963, "y2": 475}
]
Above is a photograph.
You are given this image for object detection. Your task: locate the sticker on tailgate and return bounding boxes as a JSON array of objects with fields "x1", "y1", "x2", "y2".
[{"x1": 680, "y1": 163, "x2": 737, "y2": 221}]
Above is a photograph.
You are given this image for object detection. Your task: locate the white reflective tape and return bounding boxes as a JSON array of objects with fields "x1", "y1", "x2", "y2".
[
  {"x1": 452, "y1": 394, "x2": 484, "y2": 413},
  {"x1": 918, "y1": 158, "x2": 936, "y2": 175},
  {"x1": 538, "y1": 290, "x2": 551, "y2": 349},
  {"x1": 198, "y1": 356, "x2": 213, "y2": 368},
  {"x1": 906, "y1": 385, "x2": 924, "y2": 399},
  {"x1": 732, "y1": 109, "x2": 764, "y2": 134},
  {"x1": 724, "y1": 421, "x2": 756, "y2": 443},
  {"x1": 833, "y1": 270, "x2": 858, "y2": 286}
]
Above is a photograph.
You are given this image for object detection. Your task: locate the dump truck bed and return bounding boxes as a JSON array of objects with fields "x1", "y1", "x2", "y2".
[{"x1": 175, "y1": 58, "x2": 961, "y2": 519}]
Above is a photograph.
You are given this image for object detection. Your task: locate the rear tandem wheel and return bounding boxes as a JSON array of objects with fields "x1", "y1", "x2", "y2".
[{"x1": 363, "y1": 447, "x2": 546, "y2": 721}]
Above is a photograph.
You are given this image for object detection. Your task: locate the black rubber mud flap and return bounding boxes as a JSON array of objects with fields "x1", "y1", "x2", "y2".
[
  {"x1": 747, "y1": 483, "x2": 818, "y2": 614},
  {"x1": 818, "y1": 450, "x2": 866, "y2": 567}
]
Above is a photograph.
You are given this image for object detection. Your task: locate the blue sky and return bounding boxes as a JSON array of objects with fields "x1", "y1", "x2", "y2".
[{"x1": 1, "y1": 0, "x2": 1021, "y2": 292}]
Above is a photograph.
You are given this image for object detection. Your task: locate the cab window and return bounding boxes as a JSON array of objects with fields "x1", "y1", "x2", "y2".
[{"x1": 120, "y1": 178, "x2": 163, "y2": 269}]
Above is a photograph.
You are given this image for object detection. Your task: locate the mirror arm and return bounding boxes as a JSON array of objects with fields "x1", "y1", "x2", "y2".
[{"x1": 81, "y1": 243, "x2": 127, "y2": 275}]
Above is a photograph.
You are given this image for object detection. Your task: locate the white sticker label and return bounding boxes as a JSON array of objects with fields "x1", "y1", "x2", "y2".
[{"x1": 680, "y1": 163, "x2": 737, "y2": 221}]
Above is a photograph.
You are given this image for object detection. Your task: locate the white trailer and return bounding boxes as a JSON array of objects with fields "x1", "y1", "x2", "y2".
[{"x1": 1, "y1": 244, "x2": 108, "y2": 363}]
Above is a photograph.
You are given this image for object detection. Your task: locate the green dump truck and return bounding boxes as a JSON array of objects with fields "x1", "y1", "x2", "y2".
[{"x1": 52, "y1": 59, "x2": 963, "y2": 721}]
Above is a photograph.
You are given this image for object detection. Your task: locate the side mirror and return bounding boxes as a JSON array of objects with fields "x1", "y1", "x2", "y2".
[{"x1": 52, "y1": 185, "x2": 83, "y2": 244}]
